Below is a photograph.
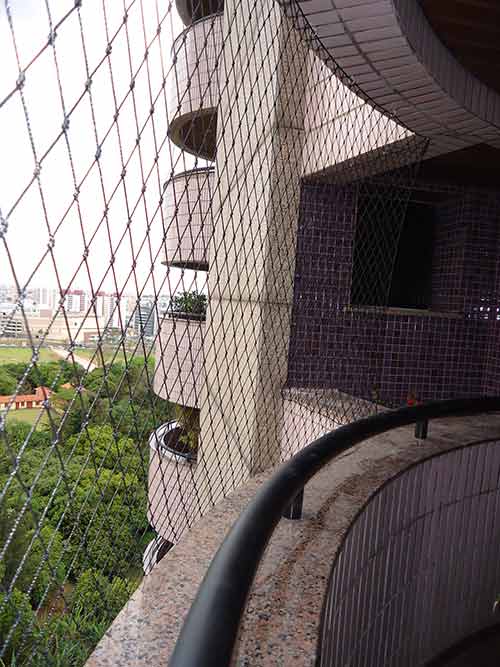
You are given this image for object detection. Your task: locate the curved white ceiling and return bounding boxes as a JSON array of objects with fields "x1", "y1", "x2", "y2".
[{"x1": 295, "y1": 0, "x2": 500, "y2": 157}]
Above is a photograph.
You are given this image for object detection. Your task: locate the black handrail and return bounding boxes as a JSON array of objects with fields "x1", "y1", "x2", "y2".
[{"x1": 168, "y1": 397, "x2": 500, "y2": 666}]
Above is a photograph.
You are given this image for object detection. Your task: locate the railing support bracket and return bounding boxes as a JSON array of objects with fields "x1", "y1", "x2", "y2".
[
  {"x1": 283, "y1": 488, "x2": 304, "y2": 520},
  {"x1": 415, "y1": 419, "x2": 429, "y2": 439}
]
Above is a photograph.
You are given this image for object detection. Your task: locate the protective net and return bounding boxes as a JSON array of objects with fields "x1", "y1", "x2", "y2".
[{"x1": 2, "y1": 0, "x2": 490, "y2": 663}]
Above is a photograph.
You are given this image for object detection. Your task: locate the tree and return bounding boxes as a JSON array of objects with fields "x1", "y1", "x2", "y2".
[
  {"x1": 5, "y1": 422, "x2": 51, "y2": 454},
  {"x1": 0, "y1": 588, "x2": 37, "y2": 663},
  {"x1": 13, "y1": 526, "x2": 66, "y2": 607},
  {"x1": 0, "y1": 357, "x2": 157, "y2": 665},
  {"x1": 0, "y1": 367, "x2": 16, "y2": 395},
  {"x1": 71, "y1": 569, "x2": 130, "y2": 622},
  {"x1": 62, "y1": 468, "x2": 147, "y2": 578}
]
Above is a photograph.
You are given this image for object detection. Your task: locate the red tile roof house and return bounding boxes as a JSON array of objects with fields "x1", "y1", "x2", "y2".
[{"x1": 0, "y1": 386, "x2": 52, "y2": 411}]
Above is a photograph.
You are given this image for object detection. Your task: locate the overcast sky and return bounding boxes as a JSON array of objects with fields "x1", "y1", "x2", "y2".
[{"x1": 0, "y1": 0, "x2": 203, "y2": 298}]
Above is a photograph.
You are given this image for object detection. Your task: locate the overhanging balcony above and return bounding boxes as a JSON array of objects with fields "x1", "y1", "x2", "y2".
[
  {"x1": 175, "y1": 0, "x2": 224, "y2": 26},
  {"x1": 163, "y1": 167, "x2": 214, "y2": 271},
  {"x1": 168, "y1": 14, "x2": 222, "y2": 160}
]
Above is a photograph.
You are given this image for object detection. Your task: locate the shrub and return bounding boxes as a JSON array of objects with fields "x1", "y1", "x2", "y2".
[
  {"x1": 0, "y1": 588, "x2": 37, "y2": 663},
  {"x1": 169, "y1": 291, "x2": 207, "y2": 318},
  {"x1": 174, "y1": 405, "x2": 200, "y2": 455}
]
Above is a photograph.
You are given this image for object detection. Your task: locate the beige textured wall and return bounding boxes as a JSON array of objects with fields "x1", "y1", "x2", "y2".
[
  {"x1": 168, "y1": 14, "x2": 222, "y2": 133},
  {"x1": 163, "y1": 169, "x2": 214, "y2": 269},
  {"x1": 154, "y1": 316, "x2": 205, "y2": 409},
  {"x1": 195, "y1": 0, "x2": 310, "y2": 509},
  {"x1": 148, "y1": 449, "x2": 201, "y2": 543},
  {"x1": 301, "y1": 52, "x2": 414, "y2": 180}
]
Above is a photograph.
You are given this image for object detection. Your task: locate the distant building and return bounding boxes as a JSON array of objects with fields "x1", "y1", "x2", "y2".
[
  {"x1": 0, "y1": 386, "x2": 52, "y2": 411},
  {"x1": 158, "y1": 295, "x2": 171, "y2": 314},
  {"x1": 95, "y1": 292, "x2": 115, "y2": 326},
  {"x1": 26, "y1": 313, "x2": 102, "y2": 345},
  {"x1": 133, "y1": 297, "x2": 156, "y2": 338},
  {"x1": 28, "y1": 286, "x2": 58, "y2": 312},
  {"x1": 64, "y1": 289, "x2": 87, "y2": 314},
  {"x1": 0, "y1": 285, "x2": 17, "y2": 304},
  {"x1": 0, "y1": 303, "x2": 25, "y2": 338}
]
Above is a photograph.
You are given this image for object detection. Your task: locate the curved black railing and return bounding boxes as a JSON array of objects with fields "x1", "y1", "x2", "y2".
[{"x1": 169, "y1": 397, "x2": 500, "y2": 667}]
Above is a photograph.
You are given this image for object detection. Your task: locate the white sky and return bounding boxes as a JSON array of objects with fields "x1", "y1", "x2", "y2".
[{"x1": 0, "y1": 0, "x2": 204, "y2": 298}]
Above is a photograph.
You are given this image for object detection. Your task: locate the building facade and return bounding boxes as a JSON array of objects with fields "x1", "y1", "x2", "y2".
[
  {"x1": 1, "y1": 0, "x2": 499, "y2": 664},
  {"x1": 148, "y1": 0, "x2": 500, "y2": 554}
]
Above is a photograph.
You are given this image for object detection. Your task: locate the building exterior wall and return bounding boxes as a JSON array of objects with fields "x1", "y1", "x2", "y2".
[
  {"x1": 168, "y1": 13, "x2": 223, "y2": 159},
  {"x1": 150, "y1": 0, "x2": 500, "y2": 553},
  {"x1": 197, "y1": 0, "x2": 310, "y2": 506},
  {"x1": 154, "y1": 316, "x2": 205, "y2": 409},
  {"x1": 148, "y1": 449, "x2": 200, "y2": 543},
  {"x1": 163, "y1": 168, "x2": 214, "y2": 270},
  {"x1": 287, "y1": 181, "x2": 500, "y2": 409},
  {"x1": 432, "y1": 192, "x2": 500, "y2": 316},
  {"x1": 301, "y1": 57, "x2": 414, "y2": 181}
]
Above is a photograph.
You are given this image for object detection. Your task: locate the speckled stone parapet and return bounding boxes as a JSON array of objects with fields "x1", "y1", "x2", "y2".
[{"x1": 86, "y1": 413, "x2": 500, "y2": 667}]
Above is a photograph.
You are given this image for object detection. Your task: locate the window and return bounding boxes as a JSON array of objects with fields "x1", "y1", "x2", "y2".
[{"x1": 351, "y1": 196, "x2": 436, "y2": 310}]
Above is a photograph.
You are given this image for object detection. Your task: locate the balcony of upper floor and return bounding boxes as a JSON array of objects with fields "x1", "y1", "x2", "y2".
[
  {"x1": 153, "y1": 311, "x2": 205, "y2": 409},
  {"x1": 167, "y1": 12, "x2": 223, "y2": 160},
  {"x1": 175, "y1": 0, "x2": 224, "y2": 26},
  {"x1": 162, "y1": 167, "x2": 214, "y2": 271}
]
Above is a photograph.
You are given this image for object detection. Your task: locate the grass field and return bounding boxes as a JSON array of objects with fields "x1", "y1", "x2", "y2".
[
  {"x1": 0, "y1": 347, "x2": 59, "y2": 365},
  {"x1": 5, "y1": 407, "x2": 49, "y2": 427},
  {"x1": 0, "y1": 345, "x2": 149, "y2": 369},
  {"x1": 75, "y1": 347, "x2": 147, "y2": 365}
]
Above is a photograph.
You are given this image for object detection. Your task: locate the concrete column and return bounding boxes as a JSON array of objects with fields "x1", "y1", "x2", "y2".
[{"x1": 196, "y1": 0, "x2": 309, "y2": 506}]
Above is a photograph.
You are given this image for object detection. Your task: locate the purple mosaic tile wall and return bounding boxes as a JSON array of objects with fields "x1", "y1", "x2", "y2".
[
  {"x1": 288, "y1": 181, "x2": 500, "y2": 407},
  {"x1": 484, "y1": 323, "x2": 500, "y2": 395},
  {"x1": 431, "y1": 197, "x2": 467, "y2": 313},
  {"x1": 462, "y1": 192, "x2": 500, "y2": 319},
  {"x1": 431, "y1": 191, "x2": 500, "y2": 316}
]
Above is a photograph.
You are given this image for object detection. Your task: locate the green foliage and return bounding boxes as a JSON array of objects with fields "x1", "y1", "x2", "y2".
[
  {"x1": 4, "y1": 422, "x2": 51, "y2": 454},
  {"x1": 64, "y1": 425, "x2": 138, "y2": 470},
  {"x1": 33, "y1": 607, "x2": 108, "y2": 667},
  {"x1": 0, "y1": 589, "x2": 36, "y2": 663},
  {"x1": 0, "y1": 368, "x2": 17, "y2": 395},
  {"x1": 62, "y1": 470, "x2": 147, "y2": 578},
  {"x1": 0, "y1": 355, "x2": 169, "y2": 665},
  {"x1": 174, "y1": 405, "x2": 200, "y2": 454},
  {"x1": 111, "y1": 396, "x2": 174, "y2": 445},
  {"x1": 71, "y1": 569, "x2": 130, "y2": 622},
  {"x1": 0, "y1": 360, "x2": 78, "y2": 396},
  {"x1": 170, "y1": 290, "x2": 207, "y2": 318},
  {"x1": 15, "y1": 527, "x2": 65, "y2": 607}
]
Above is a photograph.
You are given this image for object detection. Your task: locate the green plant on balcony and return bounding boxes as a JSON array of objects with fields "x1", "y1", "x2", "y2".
[
  {"x1": 174, "y1": 404, "x2": 200, "y2": 458},
  {"x1": 169, "y1": 290, "x2": 207, "y2": 320}
]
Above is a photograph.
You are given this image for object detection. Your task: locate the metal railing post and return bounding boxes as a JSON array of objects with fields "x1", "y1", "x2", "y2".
[{"x1": 282, "y1": 488, "x2": 304, "y2": 520}]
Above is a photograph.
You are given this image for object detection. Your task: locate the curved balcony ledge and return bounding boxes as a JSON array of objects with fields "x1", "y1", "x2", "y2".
[
  {"x1": 153, "y1": 314, "x2": 205, "y2": 409},
  {"x1": 86, "y1": 413, "x2": 500, "y2": 667},
  {"x1": 147, "y1": 421, "x2": 200, "y2": 543},
  {"x1": 163, "y1": 167, "x2": 214, "y2": 270},
  {"x1": 175, "y1": 0, "x2": 224, "y2": 26},
  {"x1": 297, "y1": 0, "x2": 500, "y2": 157},
  {"x1": 168, "y1": 14, "x2": 222, "y2": 160}
]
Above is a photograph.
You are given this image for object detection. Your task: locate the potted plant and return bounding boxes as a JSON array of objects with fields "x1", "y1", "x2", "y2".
[
  {"x1": 156, "y1": 405, "x2": 200, "y2": 462},
  {"x1": 169, "y1": 290, "x2": 207, "y2": 321},
  {"x1": 406, "y1": 391, "x2": 428, "y2": 439},
  {"x1": 174, "y1": 404, "x2": 200, "y2": 460}
]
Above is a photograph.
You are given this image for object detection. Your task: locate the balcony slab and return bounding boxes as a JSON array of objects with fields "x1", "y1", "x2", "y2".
[{"x1": 86, "y1": 412, "x2": 500, "y2": 667}]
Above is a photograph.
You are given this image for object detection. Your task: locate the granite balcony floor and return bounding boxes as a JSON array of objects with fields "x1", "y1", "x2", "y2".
[{"x1": 86, "y1": 412, "x2": 500, "y2": 667}]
